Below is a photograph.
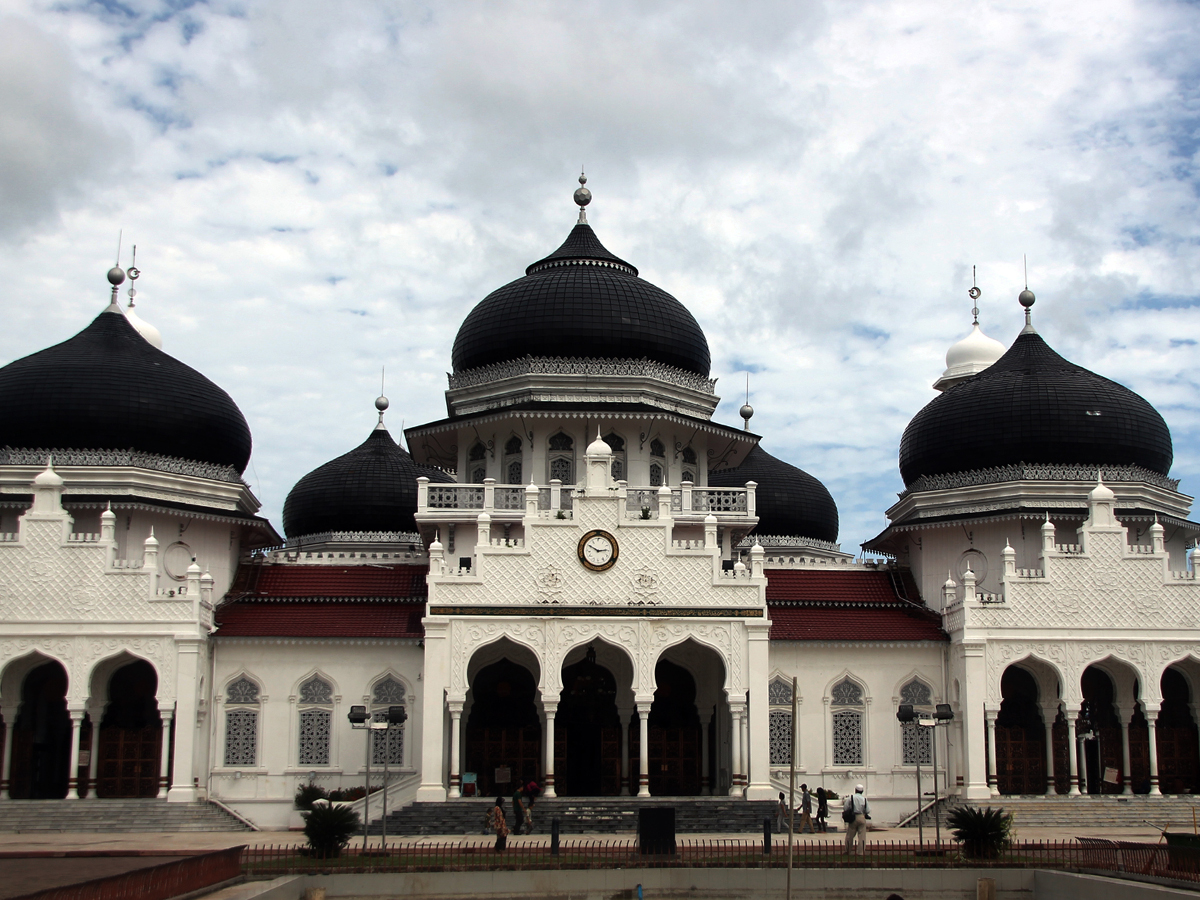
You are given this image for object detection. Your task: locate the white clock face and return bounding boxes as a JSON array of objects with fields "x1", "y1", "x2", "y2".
[{"x1": 578, "y1": 530, "x2": 618, "y2": 571}]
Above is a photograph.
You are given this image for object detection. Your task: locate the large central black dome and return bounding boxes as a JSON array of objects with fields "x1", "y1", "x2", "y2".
[
  {"x1": 452, "y1": 223, "x2": 711, "y2": 376},
  {"x1": 0, "y1": 307, "x2": 252, "y2": 473},
  {"x1": 899, "y1": 330, "x2": 1173, "y2": 487}
]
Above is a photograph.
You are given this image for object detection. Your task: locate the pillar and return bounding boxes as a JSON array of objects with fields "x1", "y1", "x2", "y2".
[
  {"x1": 416, "y1": 619, "x2": 450, "y2": 802},
  {"x1": 1066, "y1": 709, "x2": 1081, "y2": 796},
  {"x1": 0, "y1": 706, "x2": 16, "y2": 799},
  {"x1": 729, "y1": 702, "x2": 744, "y2": 796},
  {"x1": 619, "y1": 705, "x2": 632, "y2": 796},
  {"x1": 961, "y1": 644, "x2": 991, "y2": 799},
  {"x1": 985, "y1": 709, "x2": 999, "y2": 797},
  {"x1": 637, "y1": 701, "x2": 651, "y2": 797},
  {"x1": 66, "y1": 709, "x2": 85, "y2": 800},
  {"x1": 1118, "y1": 706, "x2": 1133, "y2": 796},
  {"x1": 157, "y1": 709, "x2": 174, "y2": 799},
  {"x1": 85, "y1": 707, "x2": 101, "y2": 799},
  {"x1": 700, "y1": 711, "x2": 712, "y2": 796},
  {"x1": 1147, "y1": 708, "x2": 1163, "y2": 796},
  {"x1": 168, "y1": 641, "x2": 201, "y2": 802},
  {"x1": 447, "y1": 702, "x2": 463, "y2": 799},
  {"x1": 1040, "y1": 706, "x2": 1057, "y2": 795},
  {"x1": 543, "y1": 702, "x2": 558, "y2": 799},
  {"x1": 742, "y1": 710, "x2": 752, "y2": 791}
]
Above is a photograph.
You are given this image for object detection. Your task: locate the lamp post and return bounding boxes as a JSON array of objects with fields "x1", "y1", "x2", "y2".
[
  {"x1": 898, "y1": 702, "x2": 956, "y2": 851},
  {"x1": 347, "y1": 705, "x2": 371, "y2": 851},
  {"x1": 380, "y1": 705, "x2": 407, "y2": 851},
  {"x1": 931, "y1": 703, "x2": 955, "y2": 848},
  {"x1": 896, "y1": 704, "x2": 923, "y2": 849}
]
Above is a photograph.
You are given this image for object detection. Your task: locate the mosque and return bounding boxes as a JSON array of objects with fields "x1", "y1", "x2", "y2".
[{"x1": 0, "y1": 179, "x2": 1197, "y2": 830}]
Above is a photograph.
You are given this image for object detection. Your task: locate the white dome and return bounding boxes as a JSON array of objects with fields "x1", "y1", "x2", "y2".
[
  {"x1": 586, "y1": 430, "x2": 613, "y2": 457},
  {"x1": 124, "y1": 303, "x2": 163, "y2": 349},
  {"x1": 933, "y1": 323, "x2": 1006, "y2": 391}
]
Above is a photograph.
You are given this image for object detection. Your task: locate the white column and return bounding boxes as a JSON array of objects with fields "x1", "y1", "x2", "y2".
[
  {"x1": 85, "y1": 707, "x2": 101, "y2": 799},
  {"x1": 700, "y1": 711, "x2": 712, "y2": 796},
  {"x1": 543, "y1": 702, "x2": 558, "y2": 799},
  {"x1": 1066, "y1": 709, "x2": 1081, "y2": 796},
  {"x1": 1041, "y1": 706, "x2": 1057, "y2": 796},
  {"x1": 66, "y1": 709, "x2": 85, "y2": 800},
  {"x1": 447, "y1": 703, "x2": 463, "y2": 799},
  {"x1": 729, "y1": 703, "x2": 744, "y2": 796},
  {"x1": 1, "y1": 706, "x2": 16, "y2": 799},
  {"x1": 985, "y1": 710, "x2": 999, "y2": 797},
  {"x1": 416, "y1": 619, "x2": 450, "y2": 802},
  {"x1": 168, "y1": 641, "x2": 201, "y2": 802},
  {"x1": 1118, "y1": 706, "x2": 1133, "y2": 796},
  {"x1": 742, "y1": 711, "x2": 751, "y2": 791},
  {"x1": 621, "y1": 708, "x2": 632, "y2": 797},
  {"x1": 745, "y1": 625, "x2": 773, "y2": 800},
  {"x1": 637, "y1": 701, "x2": 652, "y2": 797},
  {"x1": 961, "y1": 644, "x2": 991, "y2": 799},
  {"x1": 1147, "y1": 708, "x2": 1163, "y2": 796},
  {"x1": 157, "y1": 709, "x2": 174, "y2": 799}
]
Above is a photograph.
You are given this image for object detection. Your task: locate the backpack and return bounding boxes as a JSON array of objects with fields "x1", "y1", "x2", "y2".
[{"x1": 842, "y1": 795, "x2": 857, "y2": 823}]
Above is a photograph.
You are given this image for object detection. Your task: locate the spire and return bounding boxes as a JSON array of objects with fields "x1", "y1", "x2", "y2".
[
  {"x1": 122, "y1": 245, "x2": 163, "y2": 348},
  {"x1": 375, "y1": 393, "x2": 390, "y2": 431},
  {"x1": 970, "y1": 265, "x2": 981, "y2": 325},
  {"x1": 1019, "y1": 255, "x2": 1037, "y2": 334},
  {"x1": 740, "y1": 373, "x2": 754, "y2": 430},
  {"x1": 574, "y1": 170, "x2": 591, "y2": 224}
]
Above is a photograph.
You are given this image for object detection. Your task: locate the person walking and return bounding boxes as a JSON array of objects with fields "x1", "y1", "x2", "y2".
[
  {"x1": 511, "y1": 785, "x2": 527, "y2": 836},
  {"x1": 776, "y1": 791, "x2": 788, "y2": 833},
  {"x1": 843, "y1": 783, "x2": 870, "y2": 855},
  {"x1": 798, "y1": 783, "x2": 814, "y2": 834},
  {"x1": 488, "y1": 796, "x2": 509, "y2": 852},
  {"x1": 815, "y1": 787, "x2": 828, "y2": 833}
]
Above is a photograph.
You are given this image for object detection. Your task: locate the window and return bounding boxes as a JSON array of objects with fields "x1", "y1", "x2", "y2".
[
  {"x1": 548, "y1": 432, "x2": 573, "y2": 484},
  {"x1": 681, "y1": 449, "x2": 697, "y2": 486},
  {"x1": 682, "y1": 447, "x2": 697, "y2": 465},
  {"x1": 298, "y1": 675, "x2": 333, "y2": 767},
  {"x1": 504, "y1": 436, "x2": 523, "y2": 484},
  {"x1": 831, "y1": 677, "x2": 864, "y2": 766},
  {"x1": 899, "y1": 679, "x2": 933, "y2": 765},
  {"x1": 603, "y1": 433, "x2": 627, "y2": 482},
  {"x1": 224, "y1": 677, "x2": 259, "y2": 767},
  {"x1": 650, "y1": 438, "x2": 665, "y2": 458},
  {"x1": 469, "y1": 442, "x2": 487, "y2": 483},
  {"x1": 370, "y1": 677, "x2": 406, "y2": 766},
  {"x1": 768, "y1": 677, "x2": 794, "y2": 766},
  {"x1": 649, "y1": 463, "x2": 663, "y2": 487}
]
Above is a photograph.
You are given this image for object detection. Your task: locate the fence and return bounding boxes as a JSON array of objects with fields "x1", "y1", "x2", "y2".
[
  {"x1": 241, "y1": 838, "x2": 1200, "y2": 882},
  {"x1": 15, "y1": 847, "x2": 244, "y2": 900}
]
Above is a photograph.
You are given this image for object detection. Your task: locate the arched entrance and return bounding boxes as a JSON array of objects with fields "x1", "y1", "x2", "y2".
[
  {"x1": 554, "y1": 648, "x2": 621, "y2": 796},
  {"x1": 96, "y1": 661, "x2": 163, "y2": 798},
  {"x1": 1078, "y1": 666, "x2": 1123, "y2": 794},
  {"x1": 9, "y1": 661, "x2": 71, "y2": 799},
  {"x1": 464, "y1": 657, "x2": 540, "y2": 797},
  {"x1": 1156, "y1": 667, "x2": 1199, "y2": 795},
  {"x1": 641, "y1": 659, "x2": 701, "y2": 796},
  {"x1": 995, "y1": 666, "x2": 1046, "y2": 795}
]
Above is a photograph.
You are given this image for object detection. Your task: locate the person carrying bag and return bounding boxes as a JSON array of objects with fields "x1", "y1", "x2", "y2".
[{"x1": 842, "y1": 784, "x2": 870, "y2": 855}]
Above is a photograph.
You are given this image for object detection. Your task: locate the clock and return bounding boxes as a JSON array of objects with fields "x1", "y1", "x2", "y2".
[{"x1": 578, "y1": 529, "x2": 619, "y2": 571}]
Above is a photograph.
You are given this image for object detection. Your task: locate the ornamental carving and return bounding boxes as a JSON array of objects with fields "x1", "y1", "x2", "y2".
[{"x1": 0, "y1": 447, "x2": 243, "y2": 484}]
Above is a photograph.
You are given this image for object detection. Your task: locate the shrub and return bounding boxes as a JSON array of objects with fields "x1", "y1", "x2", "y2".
[
  {"x1": 947, "y1": 806, "x2": 1013, "y2": 859},
  {"x1": 302, "y1": 802, "x2": 361, "y2": 858},
  {"x1": 640, "y1": 507, "x2": 652, "y2": 520},
  {"x1": 295, "y1": 782, "x2": 328, "y2": 810}
]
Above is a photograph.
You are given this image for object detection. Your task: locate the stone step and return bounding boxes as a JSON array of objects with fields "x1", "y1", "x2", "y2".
[
  {"x1": 0, "y1": 799, "x2": 251, "y2": 833},
  {"x1": 899, "y1": 795, "x2": 1200, "y2": 830}
]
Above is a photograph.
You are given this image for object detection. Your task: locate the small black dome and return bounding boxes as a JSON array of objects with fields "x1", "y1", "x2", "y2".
[
  {"x1": 899, "y1": 331, "x2": 1173, "y2": 487},
  {"x1": 452, "y1": 223, "x2": 711, "y2": 376},
  {"x1": 709, "y1": 445, "x2": 839, "y2": 543},
  {"x1": 0, "y1": 308, "x2": 252, "y2": 472},
  {"x1": 283, "y1": 426, "x2": 454, "y2": 539}
]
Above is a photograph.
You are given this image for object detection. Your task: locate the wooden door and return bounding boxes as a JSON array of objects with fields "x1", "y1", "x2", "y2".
[{"x1": 97, "y1": 726, "x2": 161, "y2": 797}]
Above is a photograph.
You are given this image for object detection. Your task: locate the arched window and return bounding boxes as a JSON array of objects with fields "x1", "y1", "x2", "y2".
[
  {"x1": 224, "y1": 676, "x2": 260, "y2": 767},
  {"x1": 548, "y1": 432, "x2": 574, "y2": 484},
  {"x1": 769, "y1": 677, "x2": 794, "y2": 766},
  {"x1": 650, "y1": 438, "x2": 665, "y2": 458},
  {"x1": 298, "y1": 675, "x2": 333, "y2": 767},
  {"x1": 649, "y1": 463, "x2": 664, "y2": 487},
  {"x1": 681, "y1": 447, "x2": 697, "y2": 484},
  {"x1": 370, "y1": 677, "x2": 406, "y2": 766},
  {"x1": 831, "y1": 677, "x2": 864, "y2": 766},
  {"x1": 603, "y1": 433, "x2": 626, "y2": 481},
  {"x1": 899, "y1": 679, "x2": 933, "y2": 765},
  {"x1": 468, "y1": 442, "x2": 487, "y2": 484},
  {"x1": 503, "y1": 436, "x2": 523, "y2": 484}
]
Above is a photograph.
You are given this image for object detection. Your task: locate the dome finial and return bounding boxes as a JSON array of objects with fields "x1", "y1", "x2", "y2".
[
  {"x1": 574, "y1": 169, "x2": 591, "y2": 224},
  {"x1": 740, "y1": 373, "x2": 754, "y2": 430},
  {"x1": 969, "y1": 265, "x2": 981, "y2": 325},
  {"x1": 121, "y1": 245, "x2": 162, "y2": 349},
  {"x1": 1018, "y1": 254, "x2": 1037, "y2": 334},
  {"x1": 375, "y1": 366, "x2": 389, "y2": 430},
  {"x1": 106, "y1": 230, "x2": 126, "y2": 311}
]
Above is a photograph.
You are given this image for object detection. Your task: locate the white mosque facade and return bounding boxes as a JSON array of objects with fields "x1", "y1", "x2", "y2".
[{"x1": 0, "y1": 184, "x2": 1197, "y2": 830}]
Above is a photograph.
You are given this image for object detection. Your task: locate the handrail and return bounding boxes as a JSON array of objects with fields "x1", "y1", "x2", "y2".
[
  {"x1": 207, "y1": 796, "x2": 260, "y2": 831},
  {"x1": 895, "y1": 795, "x2": 946, "y2": 829}
]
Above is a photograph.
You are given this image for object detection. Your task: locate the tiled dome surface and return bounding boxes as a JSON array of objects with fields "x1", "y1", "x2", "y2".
[
  {"x1": 283, "y1": 427, "x2": 454, "y2": 538},
  {"x1": 452, "y1": 224, "x2": 711, "y2": 376},
  {"x1": 709, "y1": 445, "x2": 839, "y2": 543},
  {"x1": 900, "y1": 331, "x2": 1173, "y2": 487},
  {"x1": 0, "y1": 308, "x2": 252, "y2": 472}
]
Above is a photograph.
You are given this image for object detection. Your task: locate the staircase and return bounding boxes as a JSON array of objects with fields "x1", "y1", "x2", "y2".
[
  {"x1": 901, "y1": 794, "x2": 1200, "y2": 830},
  {"x1": 375, "y1": 797, "x2": 779, "y2": 836},
  {"x1": 0, "y1": 799, "x2": 253, "y2": 833}
]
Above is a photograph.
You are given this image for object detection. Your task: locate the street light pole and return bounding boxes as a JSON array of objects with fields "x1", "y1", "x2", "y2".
[
  {"x1": 932, "y1": 703, "x2": 955, "y2": 850},
  {"x1": 347, "y1": 706, "x2": 370, "y2": 851},
  {"x1": 897, "y1": 704, "x2": 922, "y2": 850}
]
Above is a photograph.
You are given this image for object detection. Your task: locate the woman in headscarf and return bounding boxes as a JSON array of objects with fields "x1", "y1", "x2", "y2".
[{"x1": 487, "y1": 796, "x2": 509, "y2": 852}]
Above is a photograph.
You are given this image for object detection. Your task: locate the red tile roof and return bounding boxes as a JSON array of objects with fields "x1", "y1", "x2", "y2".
[
  {"x1": 215, "y1": 601, "x2": 424, "y2": 638},
  {"x1": 765, "y1": 567, "x2": 945, "y2": 642},
  {"x1": 228, "y1": 563, "x2": 428, "y2": 600}
]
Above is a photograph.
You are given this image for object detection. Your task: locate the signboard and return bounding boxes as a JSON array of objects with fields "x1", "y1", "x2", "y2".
[
  {"x1": 495, "y1": 766, "x2": 511, "y2": 784},
  {"x1": 77, "y1": 751, "x2": 91, "y2": 767},
  {"x1": 1103, "y1": 767, "x2": 1120, "y2": 784}
]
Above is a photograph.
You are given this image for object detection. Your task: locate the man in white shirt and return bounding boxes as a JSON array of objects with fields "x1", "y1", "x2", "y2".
[{"x1": 843, "y1": 783, "x2": 870, "y2": 854}]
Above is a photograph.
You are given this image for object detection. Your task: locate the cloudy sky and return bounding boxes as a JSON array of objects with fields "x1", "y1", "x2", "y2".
[{"x1": 3, "y1": 0, "x2": 1199, "y2": 552}]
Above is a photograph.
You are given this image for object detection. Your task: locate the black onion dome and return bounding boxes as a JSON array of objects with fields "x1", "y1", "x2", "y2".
[
  {"x1": 452, "y1": 223, "x2": 711, "y2": 376},
  {"x1": 899, "y1": 331, "x2": 1173, "y2": 487},
  {"x1": 283, "y1": 427, "x2": 454, "y2": 538},
  {"x1": 0, "y1": 308, "x2": 252, "y2": 472},
  {"x1": 709, "y1": 445, "x2": 839, "y2": 543}
]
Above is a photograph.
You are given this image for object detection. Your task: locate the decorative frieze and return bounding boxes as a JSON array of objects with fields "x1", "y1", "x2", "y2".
[
  {"x1": 448, "y1": 356, "x2": 717, "y2": 394},
  {"x1": 0, "y1": 447, "x2": 244, "y2": 484}
]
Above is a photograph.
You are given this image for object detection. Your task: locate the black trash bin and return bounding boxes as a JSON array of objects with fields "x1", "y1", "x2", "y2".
[{"x1": 639, "y1": 806, "x2": 676, "y2": 856}]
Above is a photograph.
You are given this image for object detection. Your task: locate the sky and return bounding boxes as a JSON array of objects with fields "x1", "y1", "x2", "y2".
[{"x1": 2, "y1": 0, "x2": 1199, "y2": 553}]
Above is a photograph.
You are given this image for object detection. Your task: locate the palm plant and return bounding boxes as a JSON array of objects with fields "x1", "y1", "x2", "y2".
[
  {"x1": 302, "y1": 802, "x2": 361, "y2": 858},
  {"x1": 946, "y1": 806, "x2": 1013, "y2": 859}
]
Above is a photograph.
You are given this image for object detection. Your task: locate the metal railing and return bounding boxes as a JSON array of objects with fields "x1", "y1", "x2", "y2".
[
  {"x1": 20, "y1": 847, "x2": 243, "y2": 900},
  {"x1": 240, "y1": 838, "x2": 1200, "y2": 881}
]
